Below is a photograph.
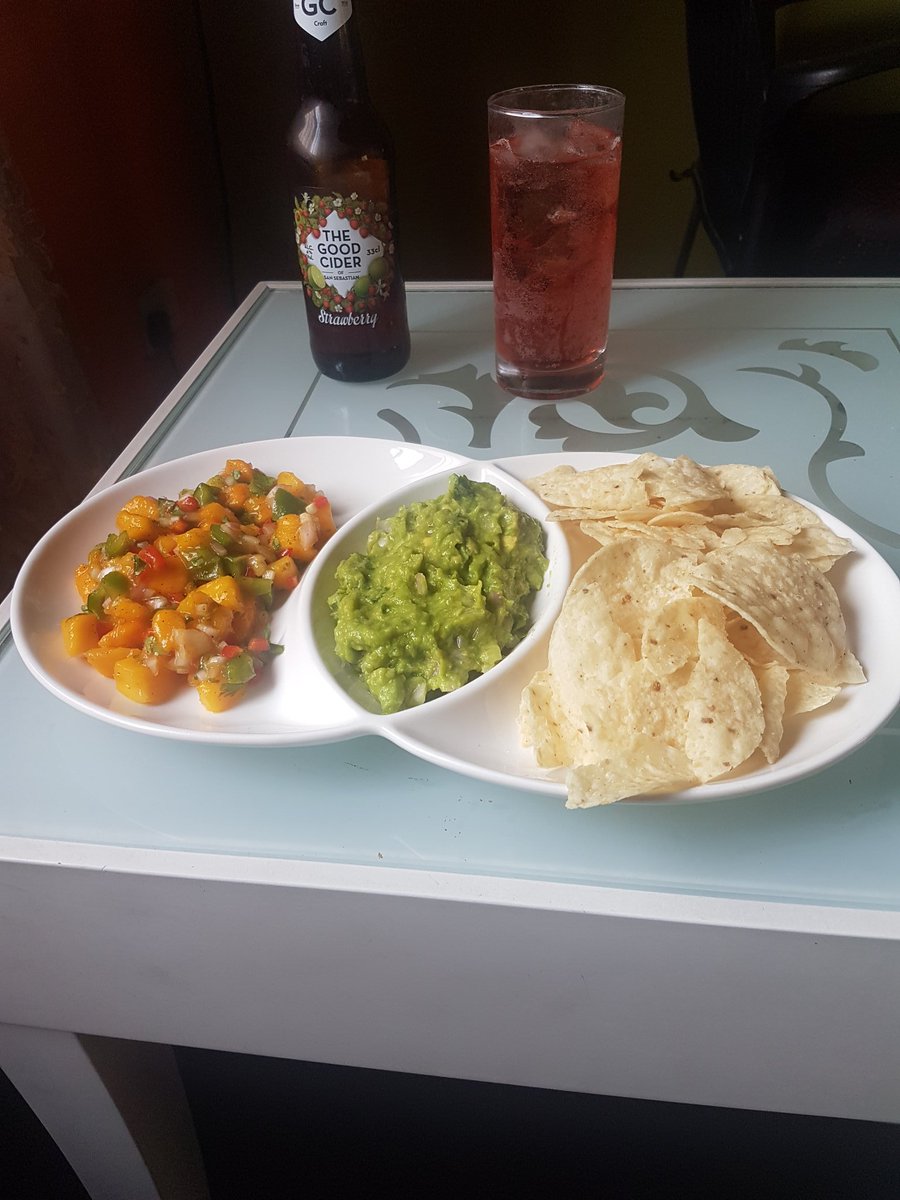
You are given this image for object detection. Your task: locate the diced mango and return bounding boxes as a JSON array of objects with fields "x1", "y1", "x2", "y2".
[
  {"x1": 177, "y1": 589, "x2": 231, "y2": 637},
  {"x1": 61, "y1": 613, "x2": 103, "y2": 656},
  {"x1": 276, "y1": 471, "x2": 315, "y2": 502},
  {"x1": 275, "y1": 512, "x2": 319, "y2": 562},
  {"x1": 312, "y1": 496, "x2": 336, "y2": 540},
  {"x1": 242, "y1": 495, "x2": 272, "y2": 524},
  {"x1": 270, "y1": 554, "x2": 300, "y2": 591},
  {"x1": 220, "y1": 482, "x2": 250, "y2": 511},
  {"x1": 194, "y1": 680, "x2": 245, "y2": 712},
  {"x1": 106, "y1": 597, "x2": 152, "y2": 622},
  {"x1": 158, "y1": 527, "x2": 208, "y2": 555},
  {"x1": 113, "y1": 655, "x2": 180, "y2": 705},
  {"x1": 117, "y1": 510, "x2": 158, "y2": 542},
  {"x1": 150, "y1": 609, "x2": 187, "y2": 653},
  {"x1": 140, "y1": 559, "x2": 191, "y2": 599},
  {"x1": 104, "y1": 553, "x2": 138, "y2": 581},
  {"x1": 177, "y1": 588, "x2": 215, "y2": 620},
  {"x1": 224, "y1": 458, "x2": 253, "y2": 483},
  {"x1": 116, "y1": 497, "x2": 160, "y2": 542},
  {"x1": 82, "y1": 646, "x2": 133, "y2": 678},
  {"x1": 121, "y1": 495, "x2": 160, "y2": 520},
  {"x1": 74, "y1": 562, "x2": 95, "y2": 603},
  {"x1": 198, "y1": 575, "x2": 244, "y2": 611},
  {"x1": 99, "y1": 618, "x2": 151, "y2": 649},
  {"x1": 195, "y1": 502, "x2": 233, "y2": 528}
]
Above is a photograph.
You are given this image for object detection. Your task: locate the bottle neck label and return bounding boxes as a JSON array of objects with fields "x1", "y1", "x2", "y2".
[
  {"x1": 292, "y1": 0, "x2": 353, "y2": 41},
  {"x1": 295, "y1": 191, "x2": 397, "y2": 326}
]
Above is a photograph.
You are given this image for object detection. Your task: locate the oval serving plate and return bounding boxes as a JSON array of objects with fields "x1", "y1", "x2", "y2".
[{"x1": 11, "y1": 438, "x2": 900, "y2": 804}]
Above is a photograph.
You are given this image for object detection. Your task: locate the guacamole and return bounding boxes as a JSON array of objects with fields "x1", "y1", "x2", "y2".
[{"x1": 329, "y1": 475, "x2": 548, "y2": 713}]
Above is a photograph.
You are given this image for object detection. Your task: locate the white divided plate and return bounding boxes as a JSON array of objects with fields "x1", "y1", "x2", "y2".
[{"x1": 11, "y1": 436, "x2": 900, "y2": 805}]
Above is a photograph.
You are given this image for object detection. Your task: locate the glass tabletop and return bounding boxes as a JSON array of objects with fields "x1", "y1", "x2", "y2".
[{"x1": 3, "y1": 280, "x2": 899, "y2": 910}]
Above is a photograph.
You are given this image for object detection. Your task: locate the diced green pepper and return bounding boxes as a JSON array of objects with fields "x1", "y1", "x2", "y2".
[
  {"x1": 103, "y1": 531, "x2": 131, "y2": 558},
  {"x1": 238, "y1": 576, "x2": 273, "y2": 599},
  {"x1": 250, "y1": 469, "x2": 276, "y2": 496},
  {"x1": 85, "y1": 570, "x2": 130, "y2": 616},
  {"x1": 271, "y1": 488, "x2": 302, "y2": 520},
  {"x1": 223, "y1": 651, "x2": 256, "y2": 691},
  {"x1": 222, "y1": 555, "x2": 249, "y2": 577},
  {"x1": 193, "y1": 482, "x2": 219, "y2": 506},
  {"x1": 210, "y1": 523, "x2": 235, "y2": 549},
  {"x1": 102, "y1": 571, "x2": 130, "y2": 597},
  {"x1": 179, "y1": 545, "x2": 223, "y2": 582},
  {"x1": 86, "y1": 589, "x2": 105, "y2": 618}
]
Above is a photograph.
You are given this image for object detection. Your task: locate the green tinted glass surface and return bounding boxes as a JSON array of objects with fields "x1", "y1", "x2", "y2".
[{"x1": 2, "y1": 283, "x2": 898, "y2": 908}]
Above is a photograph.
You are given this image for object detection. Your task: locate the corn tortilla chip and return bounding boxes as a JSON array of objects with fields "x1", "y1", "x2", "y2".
[
  {"x1": 689, "y1": 543, "x2": 864, "y2": 684},
  {"x1": 566, "y1": 739, "x2": 695, "y2": 808},
  {"x1": 683, "y1": 617, "x2": 765, "y2": 781},
  {"x1": 527, "y1": 457, "x2": 657, "y2": 511},
  {"x1": 785, "y1": 673, "x2": 842, "y2": 716},
  {"x1": 518, "y1": 454, "x2": 864, "y2": 806},
  {"x1": 753, "y1": 663, "x2": 790, "y2": 764},
  {"x1": 642, "y1": 596, "x2": 724, "y2": 678}
]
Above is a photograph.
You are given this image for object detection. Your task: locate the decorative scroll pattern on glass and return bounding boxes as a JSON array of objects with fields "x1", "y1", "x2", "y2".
[{"x1": 379, "y1": 336, "x2": 895, "y2": 546}]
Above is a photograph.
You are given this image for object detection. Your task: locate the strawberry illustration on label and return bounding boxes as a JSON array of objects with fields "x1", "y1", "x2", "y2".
[{"x1": 294, "y1": 192, "x2": 396, "y2": 319}]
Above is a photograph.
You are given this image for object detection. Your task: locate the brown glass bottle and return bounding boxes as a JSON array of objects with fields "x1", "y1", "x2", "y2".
[{"x1": 287, "y1": 0, "x2": 410, "y2": 382}]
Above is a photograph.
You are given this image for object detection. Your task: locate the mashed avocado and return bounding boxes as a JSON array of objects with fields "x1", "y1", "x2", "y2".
[{"x1": 329, "y1": 475, "x2": 548, "y2": 713}]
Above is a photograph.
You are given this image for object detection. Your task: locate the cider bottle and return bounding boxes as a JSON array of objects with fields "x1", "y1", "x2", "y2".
[{"x1": 288, "y1": 0, "x2": 410, "y2": 382}]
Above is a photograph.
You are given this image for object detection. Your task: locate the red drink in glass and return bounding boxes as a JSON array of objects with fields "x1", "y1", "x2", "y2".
[{"x1": 488, "y1": 86, "x2": 624, "y2": 400}]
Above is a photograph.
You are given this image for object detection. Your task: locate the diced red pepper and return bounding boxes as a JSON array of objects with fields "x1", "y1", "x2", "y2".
[
  {"x1": 247, "y1": 637, "x2": 269, "y2": 654},
  {"x1": 313, "y1": 494, "x2": 330, "y2": 508},
  {"x1": 137, "y1": 544, "x2": 165, "y2": 571},
  {"x1": 178, "y1": 494, "x2": 200, "y2": 512},
  {"x1": 221, "y1": 644, "x2": 243, "y2": 660}
]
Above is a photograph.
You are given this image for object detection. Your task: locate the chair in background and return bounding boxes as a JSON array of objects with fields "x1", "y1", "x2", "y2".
[{"x1": 676, "y1": 0, "x2": 900, "y2": 276}]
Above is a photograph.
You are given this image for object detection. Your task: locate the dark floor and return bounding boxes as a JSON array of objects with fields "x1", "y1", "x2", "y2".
[{"x1": 3, "y1": 1050, "x2": 900, "y2": 1200}]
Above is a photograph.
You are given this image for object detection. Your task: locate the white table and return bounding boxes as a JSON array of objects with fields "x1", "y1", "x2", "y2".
[{"x1": 2, "y1": 281, "x2": 899, "y2": 1200}]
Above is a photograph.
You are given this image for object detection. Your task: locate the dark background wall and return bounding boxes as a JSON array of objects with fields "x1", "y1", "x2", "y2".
[
  {"x1": 197, "y1": 0, "x2": 713, "y2": 296},
  {"x1": 0, "y1": 0, "x2": 716, "y2": 595},
  {"x1": 1, "y1": 2, "x2": 898, "y2": 614}
]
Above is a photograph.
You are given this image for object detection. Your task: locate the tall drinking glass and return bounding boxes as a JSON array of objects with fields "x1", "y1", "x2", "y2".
[{"x1": 488, "y1": 85, "x2": 625, "y2": 400}]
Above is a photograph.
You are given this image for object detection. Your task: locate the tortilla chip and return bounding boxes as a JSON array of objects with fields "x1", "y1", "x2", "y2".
[
  {"x1": 683, "y1": 617, "x2": 765, "y2": 781},
  {"x1": 689, "y1": 543, "x2": 863, "y2": 684},
  {"x1": 518, "y1": 455, "x2": 864, "y2": 807},
  {"x1": 754, "y1": 663, "x2": 790, "y2": 764}
]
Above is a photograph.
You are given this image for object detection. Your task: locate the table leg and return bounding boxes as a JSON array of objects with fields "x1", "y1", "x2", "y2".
[{"x1": 0, "y1": 1023, "x2": 208, "y2": 1200}]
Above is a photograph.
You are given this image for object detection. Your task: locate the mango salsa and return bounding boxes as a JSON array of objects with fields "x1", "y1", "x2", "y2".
[{"x1": 63, "y1": 460, "x2": 335, "y2": 710}]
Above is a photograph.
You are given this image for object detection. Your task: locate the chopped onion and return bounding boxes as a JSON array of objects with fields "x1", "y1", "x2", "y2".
[{"x1": 172, "y1": 627, "x2": 216, "y2": 672}]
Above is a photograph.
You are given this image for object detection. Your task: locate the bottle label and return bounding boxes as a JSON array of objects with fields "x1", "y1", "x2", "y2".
[
  {"x1": 294, "y1": 192, "x2": 396, "y2": 327},
  {"x1": 292, "y1": 0, "x2": 352, "y2": 41}
]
